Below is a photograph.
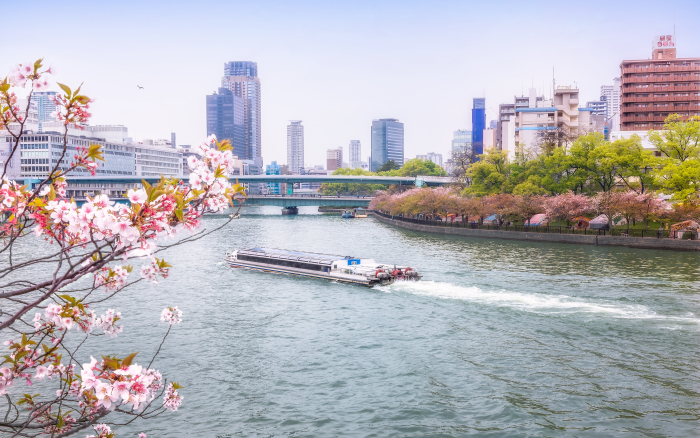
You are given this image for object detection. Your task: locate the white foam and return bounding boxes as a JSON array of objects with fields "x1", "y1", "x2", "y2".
[{"x1": 386, "y1": 281, "x2": 699, "y2": 323}]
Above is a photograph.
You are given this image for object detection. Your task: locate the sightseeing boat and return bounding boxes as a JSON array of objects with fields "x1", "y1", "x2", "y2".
[{"x1": 224, "y1": 247, "x2": 421, "y2": 286}]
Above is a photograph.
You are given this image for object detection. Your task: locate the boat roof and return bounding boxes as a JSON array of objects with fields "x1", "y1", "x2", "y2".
[{"x1": 238, "y1": 247, "x2": 355, "y2": 264}]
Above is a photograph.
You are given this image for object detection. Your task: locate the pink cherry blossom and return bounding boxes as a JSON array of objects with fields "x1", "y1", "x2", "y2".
[
  {"x1": 160, "y1": 306, "x2": 182, "y2": 325},
  {"x1": 127, "y1": 188, "x2": 148, "y2": 204}
]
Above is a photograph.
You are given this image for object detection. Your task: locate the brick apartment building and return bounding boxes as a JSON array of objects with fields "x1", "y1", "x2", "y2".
[{"x1": 620, "y1": 35, "x2": 700, "y2": 131}]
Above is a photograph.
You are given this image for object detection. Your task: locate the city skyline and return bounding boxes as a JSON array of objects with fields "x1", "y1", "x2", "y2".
[{"x1": 3, "y1": 0, "x2": 699, "y2": 166}]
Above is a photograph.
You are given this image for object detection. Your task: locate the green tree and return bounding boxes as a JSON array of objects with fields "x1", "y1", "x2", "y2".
[
  {"x1": 656, "y1": 159, "x2": 700, "y2": 201},
  {"x1": 648, "y1": 114, "x2": 700, "y2": 162},
  {"x1": 463, "y1": 148, "x2": 510, "y2": 196},
  {"x1": 376, "y1": 160, "x2": 401, "y2": 172},
  {"x1": 394, "y1": 158, "x2": 447, "y2": 177},
  {"x1": 613, "y1": 135, "x2": 660, "y2": 194}
]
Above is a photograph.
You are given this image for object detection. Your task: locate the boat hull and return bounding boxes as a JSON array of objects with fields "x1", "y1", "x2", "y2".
[{"x1": 226, "y1": 260, "x2": 389, "y2": 287}]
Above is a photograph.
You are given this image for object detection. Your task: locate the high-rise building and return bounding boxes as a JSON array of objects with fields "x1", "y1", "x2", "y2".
[
  {"x1": 221, "y1": 61, "x2": 261, "y2": 160},
  {"x1": 504, "y1": 86, "x2": 595, "y2": 160},
  {"x1": 471, "y1": 98, "x2": 486, "y2": 157},
  {"x1": 451, "y1": 130, "x2": 472, "y2": 155},
  {"x1": 206, "y1": 88, "x2": 245, "y2": 159},
  {"x1": 265, "y1": 161, "x2": 281, "y2": 194},
  {"x1": 349, "y1": 140, "x2": 362, "y2": 168},
  {"x1": 489, "y1": 120, "x2": 498, "y2": 129},
  {"x1": 326, "y1": 147, "x2": 343, "y2": 171},
  {"x1": 483, "y1": 128, "x2": 497, "y2": 149},
  {"x1": 586, "y1": 99, "x2": 608, "y2": 116},
  {"x1": 496, "y1": 93, "x2": 544, "y2": 150},
  {"x1": 619, "y1": 36, "x2": 699, "y2": 131},
  {"x1": 370, "y1": 118, "x2": 404, "y2": 171},
  {"x1": 171, "y1": 132, "x2": 176, "y2": 149},
  {"x1": 30, "y1": 91, "x2": 58, "y2": 132},
  {"x1": 600, "y1": 79, "x2": 621, "y2": 120},
  {"x1": 286, "y1": 121, "x2": 304, "y2": 174}
]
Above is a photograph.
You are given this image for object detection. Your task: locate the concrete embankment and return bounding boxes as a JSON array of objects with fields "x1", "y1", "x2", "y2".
[{"x1": 372, "y1": 213, "x2": 700, "y2": 252}]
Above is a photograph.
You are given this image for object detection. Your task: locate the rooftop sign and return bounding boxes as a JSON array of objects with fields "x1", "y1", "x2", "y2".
[{"x1": 653, "y1": 35, "x2": 675, "y2": 49}]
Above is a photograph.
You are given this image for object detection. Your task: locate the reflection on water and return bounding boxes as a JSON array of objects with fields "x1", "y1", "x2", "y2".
[{"x1": 75, "y1": 207, "x2": 700, "y2": 437}]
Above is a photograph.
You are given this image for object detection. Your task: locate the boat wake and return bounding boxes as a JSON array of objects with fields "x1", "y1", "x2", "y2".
[{"x1": 382, "y1": 281, "x2": 699, "y2": 323}]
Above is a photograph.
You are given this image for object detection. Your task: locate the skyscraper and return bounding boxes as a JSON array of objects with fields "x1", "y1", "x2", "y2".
[
  {"x1": 370, "y1": 118, "x2": 404, "y2": 171},
  {"x1": 600, "y1": 78, "x2": 621, "y2": 129},
  {"x1": 349, "y1": 140, "x2": 362, "y2": 168},
  {"x1": 206, "y1": 88, "x2": 245, "y2": 159},
  {"x1": 222, "y1": 61, "x2": 261, "y2": 160},
  {"x1": 170, "y1": 132, "x2": 176, "y2": 149},
  {"x1": 451, "y1": 130, "x2": 472, "y2": 155},
  {"x1": 30, "y1": 91, "x2": 58, "y2": 132},
  {"x1": 471, "y1": 98, "x2": 486, "y2": 158},
  {"x1": 287, "y1": 121, "x2": 304, "y2": 174}
]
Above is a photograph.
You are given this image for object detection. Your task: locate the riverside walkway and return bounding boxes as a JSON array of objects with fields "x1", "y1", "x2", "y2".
[{"x1": 372, "y1": 211, "x2": 700, "y2": 252}]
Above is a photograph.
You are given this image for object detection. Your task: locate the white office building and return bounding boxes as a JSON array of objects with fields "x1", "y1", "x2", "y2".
[
  {"x1": 349, "y1": 140, "x2": 362, "y2": 168},
  {"x1": 287, "y1": 120, "x2": 304, "y2": 174},
  {"x1": 0, "y1": 124, "x2": 184, "y2": 199},
  {"x1": 416, "y1": 152, "x2": 443, "y2": 168}
]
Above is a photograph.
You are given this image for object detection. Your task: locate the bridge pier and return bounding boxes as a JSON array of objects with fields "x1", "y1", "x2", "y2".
[{"x1": 281, "y1": 207, "x2": 299, "y2": 215}]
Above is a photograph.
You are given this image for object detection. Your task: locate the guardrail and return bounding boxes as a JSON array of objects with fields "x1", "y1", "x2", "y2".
[{"x1": 372, "y1": 211, "x2": 698, "y2": 240}]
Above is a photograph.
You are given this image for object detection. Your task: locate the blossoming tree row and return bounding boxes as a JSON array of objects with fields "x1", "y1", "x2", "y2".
[{"x1": 369, "y1": 188, "x2": 698, "y2": 229}]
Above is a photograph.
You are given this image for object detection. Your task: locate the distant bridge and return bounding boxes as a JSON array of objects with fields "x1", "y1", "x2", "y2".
[
  {"x1": 239, "y1": 194, "x2": 371, "y2": 208},
  {"x1": 48, "y1": 174, "x2": 451, "y2": 187},
  {"x1": 230, "y1": 175, "x2": 451, "y2": 187}
]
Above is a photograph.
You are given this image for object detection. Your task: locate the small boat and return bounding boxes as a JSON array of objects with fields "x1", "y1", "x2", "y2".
[
  {"x1": 224, "y1": 247, "x2": 422, "y2": 287},
  {"x1": 354, "y1": 208, "x2": 368, "y2": 218},
  {"x1": 341, "y1": 210, "x2": 354, "y2": 219}
]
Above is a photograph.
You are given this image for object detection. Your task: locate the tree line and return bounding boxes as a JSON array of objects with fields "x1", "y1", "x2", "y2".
[{"x1": 370, "y1": 114, "x2": 700, "y2": 229}]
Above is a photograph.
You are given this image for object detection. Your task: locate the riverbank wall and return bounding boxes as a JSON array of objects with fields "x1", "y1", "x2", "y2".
[{"x1": 372, "y1": 212, "x2": 700, "y2": 252}]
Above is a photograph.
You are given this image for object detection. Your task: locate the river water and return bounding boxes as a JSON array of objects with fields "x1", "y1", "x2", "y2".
[{"x1": 95, "y1": 207, "x2": 699, "y2": 437}]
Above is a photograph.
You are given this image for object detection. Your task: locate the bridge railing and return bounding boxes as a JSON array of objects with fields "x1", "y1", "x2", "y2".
[{"x1": 245, "y1": 194, "x2": 373, "y2": 199}]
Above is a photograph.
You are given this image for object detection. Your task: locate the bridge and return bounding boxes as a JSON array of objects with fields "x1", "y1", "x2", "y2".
[
  {"x1": 47, "y1": 174, "x2": 451, "y2": 187},
  {"x1": 239, "y1": 194, "x2": 371, "y2": 208},
  {"x1": 230, "y1": 175, "x2": 451, "y2": 187},
  {"x1": 19, "y1": 174, "x2": 450, "y2": 214}
]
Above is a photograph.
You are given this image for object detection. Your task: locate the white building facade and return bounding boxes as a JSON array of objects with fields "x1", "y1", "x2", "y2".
[{"x1": 286, "y1": 121, "x2": 304, "y2": 174}]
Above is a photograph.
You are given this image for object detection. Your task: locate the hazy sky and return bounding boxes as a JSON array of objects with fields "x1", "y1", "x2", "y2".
[{"x1": 5, "y1": 0, "x2": 699, "y2": 167}]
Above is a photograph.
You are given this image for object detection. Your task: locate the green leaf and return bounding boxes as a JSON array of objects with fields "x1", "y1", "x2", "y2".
[
  {"x1": 59, "y1": 294, "x2": 76, "y2": 304},
  {"x1": 121, "y1": 352, "x2": 138, "y2": 367},
  {"x1": 57, "y1": 82, "x2": 72, "y2": 97}
]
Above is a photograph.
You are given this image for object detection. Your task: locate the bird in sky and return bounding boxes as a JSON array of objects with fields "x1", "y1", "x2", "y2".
[{"x1": 137, "y1": 85, "x2": 144, "y2": 89}]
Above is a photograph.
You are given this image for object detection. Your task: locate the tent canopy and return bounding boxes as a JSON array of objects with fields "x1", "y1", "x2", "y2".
[{"x1": 527, "y1": 213, "x2": 547, "y2": 226}]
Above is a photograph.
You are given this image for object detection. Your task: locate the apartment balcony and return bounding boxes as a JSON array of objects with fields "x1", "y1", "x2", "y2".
[
  {"x1": 622, "y1": 76, "x2": 700, "y2": 84},
  {"x1": 622, "y1": 65, "x2": 700, "y2": 75},
  {"x1": 621, "y1": 95, "x2": 696, "y2": 103},
  {"x1": 621, "y1": 115, "x2": 672, "y2": 123}
]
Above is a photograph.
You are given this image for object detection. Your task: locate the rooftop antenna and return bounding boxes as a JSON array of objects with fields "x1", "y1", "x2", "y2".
[{"x1": 552, "y1": 67, "x2": 555, "y2": 98}]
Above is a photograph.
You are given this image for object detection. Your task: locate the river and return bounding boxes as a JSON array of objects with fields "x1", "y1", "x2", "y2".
[{"x1": 93, "y1": 207, "x2": 700, "y2": 437}]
